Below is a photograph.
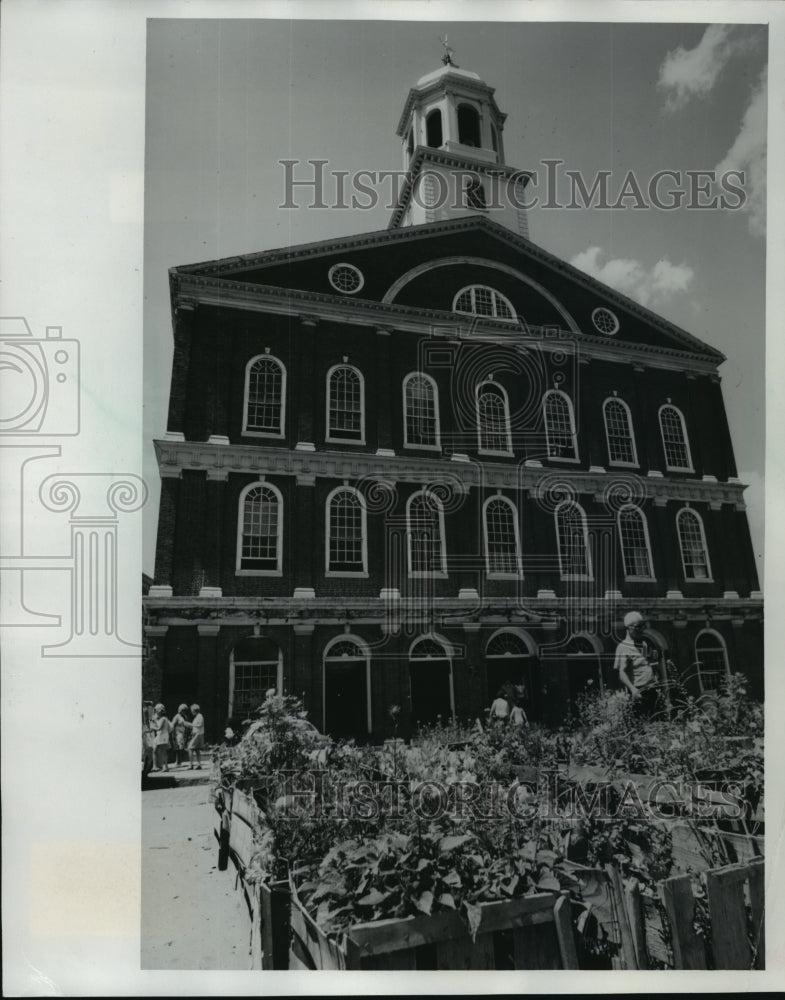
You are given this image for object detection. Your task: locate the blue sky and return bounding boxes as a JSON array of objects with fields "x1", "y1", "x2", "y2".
[{"x1": 144, "y1": 19, "x2": 767, "y2": 578}]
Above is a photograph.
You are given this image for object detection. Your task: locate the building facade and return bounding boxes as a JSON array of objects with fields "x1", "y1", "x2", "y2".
[{"x1": 145, "y1": 61, "x2": 763, "y2": 741}]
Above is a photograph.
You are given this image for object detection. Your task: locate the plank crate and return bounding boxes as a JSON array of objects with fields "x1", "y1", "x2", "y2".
[
  {"x1": 249, "y1": 879, "x2": 291, "y2": 970},
  {"x1": 289, "y1": 881, "x2": 579, "y2": 971}
]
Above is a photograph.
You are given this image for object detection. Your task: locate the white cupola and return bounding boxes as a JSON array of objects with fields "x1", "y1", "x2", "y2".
[{"x1": 390, "y1": 50, "x2": 530, "y2": 238}]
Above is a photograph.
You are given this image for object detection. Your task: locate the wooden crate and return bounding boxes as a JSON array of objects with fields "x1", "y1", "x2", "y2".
[
  {"x1": 289, "y1": 883, "x2": 579, "y2": 971},
  {"x1": 229, "y1": 787, "x2": 264, "y2": 872}
]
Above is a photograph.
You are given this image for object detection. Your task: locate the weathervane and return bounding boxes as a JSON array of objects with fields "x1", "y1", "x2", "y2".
[{"x1": 440, "y1": 35, "x2": 458, "y2": 67}]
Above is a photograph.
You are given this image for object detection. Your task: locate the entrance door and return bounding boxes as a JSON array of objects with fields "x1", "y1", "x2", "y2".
[
  {"x1": 324, "y1": 661, "x2": 368, "y2": 739},
  {"x1": 409, "y1": 660, "x2": 452, "y2": 728},
  {"x1": 485, "y1": 631, "x2": 540, "y2": 721}
]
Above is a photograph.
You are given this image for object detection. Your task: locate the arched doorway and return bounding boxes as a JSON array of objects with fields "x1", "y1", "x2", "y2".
[
  {"x1": 485, "y1": 630, "x2": 540, "y2": 721},
  {"x1": 228, "y1": 636, "x2": 282, "y2": 721},
  {"x1": 323, "y1": 636, "x2": 371, "y2": 740},
  {"x1": 694, "y1": 629, "x2": 730, "y2": 694},
  {"x1": 409, "y1": 636, "x2": 454, "y2": 728},
  {"x1": 565, "y1": 635, "x2": 603, "y2": 703}
]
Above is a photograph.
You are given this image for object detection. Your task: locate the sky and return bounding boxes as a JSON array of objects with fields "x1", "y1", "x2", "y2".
[{"x1": 143, "y1": 19, "x2": 768, "y2": 579}]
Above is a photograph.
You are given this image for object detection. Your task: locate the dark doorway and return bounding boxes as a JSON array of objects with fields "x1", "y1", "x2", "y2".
[
  {"x1": 324, "y1": 661, "x2": 367, "y2": 740},
  {"x1": 486, "y1": 658, "x2": 540, "y2": 722},
  {"x1": 409, "y1": 660, "x2": 452, "y2": 728}
]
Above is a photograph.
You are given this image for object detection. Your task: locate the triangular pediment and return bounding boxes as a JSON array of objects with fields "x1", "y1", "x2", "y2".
[{"x1": 172, "y1": 216, "x2": 724, "y2": 364}]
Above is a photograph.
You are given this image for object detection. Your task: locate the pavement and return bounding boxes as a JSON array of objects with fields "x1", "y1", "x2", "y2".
[{"x1": 141, "y1": 779, "x2": 252, "y2": 969}]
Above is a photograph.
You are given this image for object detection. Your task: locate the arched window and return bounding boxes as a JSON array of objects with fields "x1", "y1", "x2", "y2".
[
  {"x1": 659, "y1": 404, "x2": 693, "y2": 471},
  {"x1": 544, "y1": 390, "x2": 579, "y2": 461},
  {"x1": 326, "y1": 487, "x2": 367, "y2": 575},
  {"x1": 326, "y1": 364, "x2": 364, "y2": 443},
  {"x1": 229, "y1": 636, "x2": 282, "y2": 717},
  {"x1": 457, "y1": 103, "x2": 481, "y2": 147},
  {"x1": 426, "y1": 108, "x2": 443, "y2": 148},
  {"x1": 464, "y1": 175, "x2": 487, "y2": 210},
  {"x1": 403, "y1": 373, "x2": 440, "y2": 449},
  {"x1": 244, "y1": 355, "x2": 286, "y2": 437},
  {"x1": 323, "y1": 635, "x2": 372, "y2": 737},
  {"x1": 236, "y1": 483, "x2": 283, "y2": 574},
  {"x1": 603, "y1": 397, "x2": 638, "y2": 466},
  {"x1": 476, "y1": 382, "x2": 512, "y2": 455},
  {"x1": 618, "y1": 505, "x2": 654, "y2": 579},
  {"x1": 483, "y1": 495, "x2": 522, "y2": 576},
  {"x1": 555, "y1": 501, "x2": 592, "y2": 578},
  {"x1": 453, "y1": 285, "x2": 516, "y2": 320},
  {"x1": 694, "y1": 630, "x2": 730, "y2": 693},
  {"x1": 677, "y1": 507, "x2": 712, "y2": 580},
  {"x1": 406, "y1": 490, "x2": 447, "y2": 577}
]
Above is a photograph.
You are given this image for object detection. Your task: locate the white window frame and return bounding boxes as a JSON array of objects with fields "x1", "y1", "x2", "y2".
[
  {"x1": 694, "y1": 628, "x2": 731, "y2": 694},
  {"x1": 659, "y1": 403, "x2": 694, "y2": 473},
  {"x1": 676, "y1": 506, "x2": 713, "y2": 582},
  {"x1": 235, "y1": 481, "x2": 283, "y2": 576},
  {"x1": 323, "y1": 634, "x2": 372, "y2": 735},
  {"x1": 482, "y1": 494, "x2": 523, "y2": 579},
  {"x1": 617, "y1": 504, "x2": 655, "y2": 581},
  {"x1": 476, "y1": 380, "x2": 514, "y2": 456},
  {"x1": 242, "y1": 354, "x2": 287, "y2": 439},
  {"x1": 406, "y1": 489, "x2": 448, "y2": 578},
  {"x1": 324, "y1": 485, "x2": 369, "y2": 578},
  {"x1": 228, "y1": 640, "x2": 283, "y2": 717},
  {"x1": 325, "y1": 363, "x2": 365, "y2": 445},
  {"x1": 555, "y1": 500, "x2": 593, "y2": 580},
  {"x1": 603, "y1": 397, "x2": 639, "y2": 468},
  {"x1": 402, "y1": 372, "x2": 441, "y2": 451},
  {"x1": 452, "y1": 284, "x2": 517, "y2": 322},
  {"x1": 408, "y1": 634, "x2": 456, "y2": 720},
  {"x1": 543, "y1": 389, "x2": 580, "y2": 463}
]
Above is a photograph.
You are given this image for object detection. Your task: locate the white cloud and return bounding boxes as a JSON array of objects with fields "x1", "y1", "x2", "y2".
[
  {"x1": 658, "y1": 25, "x2": 739, "y2": 111},
  {"x1": 715, "y1": 68, "x2": 767, "y2": 236},
  {"x1": 570, "y1": 246, "x2": 694, "y2": 308}
]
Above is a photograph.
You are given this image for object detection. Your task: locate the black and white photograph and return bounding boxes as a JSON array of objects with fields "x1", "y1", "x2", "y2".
[
  {"x1": 2, "y1": 2, "x2": 784, "y2": 995},
  {"x1": 141, "y1": 14, "x2": 768, "y2": 974}
]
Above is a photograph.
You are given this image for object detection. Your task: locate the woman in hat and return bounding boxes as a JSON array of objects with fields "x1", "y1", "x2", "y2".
[
  {"x1": 151, "y1": 703, "x2": 172, "y2": 773},
  {"x1": 170, "y1": 703, "x2": 191, "y2": 766},
  {"x1": 184, "y1": 703, "x2": 205, "y2": 770}
]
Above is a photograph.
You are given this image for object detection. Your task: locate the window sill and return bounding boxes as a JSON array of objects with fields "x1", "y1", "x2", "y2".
[
  {"x1": 665, "y1": 465, "x2": 695, "y2": 474},
  {"x1": 547, "y1": 455, "x2": 581, "y2": 464},
  {"x1": 325, "y1": 570, "x2": 369, "y2": 578},
  {"x1": 624, "y1": 576, "x2": 656, "y2": 583},
  {"x1": 478, "y1": 448, "x2": 514, "y2": 458},
  {"x1": 236, "y1": 568, "x2": 283, "y2": 577},
  {"x1": 683, "y1": 577, "x2": 715, "y2": 584},
  {"x1": 408, "y1": 572, "x2": 448, "y2": 580},
  {"x1": 487, "y1": 572, "x2": 525, "y2": 580},
  {"x1": 608, "y1": 460, "x2": 640, "y2": 469},
  {"x1": 242, "y1": 429, "x2": 285, "y2": 440},
  {"x1": 403, "y1": 443, "x2": 442, "y2": 452},
  {"x1": 325, "y1": 436, "x2": 366, "y2": 446},
  {"x1": 560, "y1": 575, "x2": 594, "y2": 582}
]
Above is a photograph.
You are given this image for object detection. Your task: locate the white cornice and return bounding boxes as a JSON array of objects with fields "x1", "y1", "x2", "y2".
[
  {"x1": 172, "y1": 274, "x2": 721, "y2": 373},
  {"x1": 142, "y1": 594, "x2": 763, "y2": 626},
  {"x1": 153, "y1": 439, "x2": 748, "y2": 508}
]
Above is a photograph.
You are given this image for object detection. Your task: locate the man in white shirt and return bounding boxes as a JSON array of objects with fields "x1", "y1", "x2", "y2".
[{"x1": 614, "y1": 611, "x2": 660, "y2": 716}]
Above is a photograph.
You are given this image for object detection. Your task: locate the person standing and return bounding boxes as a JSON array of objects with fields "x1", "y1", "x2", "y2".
[
  {"x1": 487, "y1": 688, "x2": 510, "y2": 727},
  {"x1": 614, "y1": 611, "x2": 660, "y2": 716},
  {"x1": 152, "y1": 703, "x2": 172, "y2": 772},
  {"x1": 509, "y1": 699, "x2": 528, "y2": 728},
  {"x1": 170, "y1": 703, "x2": 191, "y2": 766},
  {"x1": 185, "y1": 703, "x2": 205, "y2": 769}
]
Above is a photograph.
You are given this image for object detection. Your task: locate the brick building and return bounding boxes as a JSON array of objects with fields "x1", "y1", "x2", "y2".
[{"x1": 145, "y1": 61, "x2": 763, "y2": 741}]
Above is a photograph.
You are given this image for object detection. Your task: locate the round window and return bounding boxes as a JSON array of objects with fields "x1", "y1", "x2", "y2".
[
  {"x1": 328, "y1": 263, "x2": 364, "y2": 295},
  {"x1": 592, "y1": 307, "x2": 619, "y2": 336}
]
